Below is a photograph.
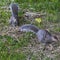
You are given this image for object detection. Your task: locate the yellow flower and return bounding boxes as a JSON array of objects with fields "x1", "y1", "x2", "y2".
[{"x1": 35, "y1": 18, "x2": 42, "y2": 23}]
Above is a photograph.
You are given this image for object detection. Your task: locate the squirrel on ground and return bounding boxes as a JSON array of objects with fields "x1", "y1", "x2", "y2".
[
  {"x1": 19, "y1": 24, "x2": 58, "y2": 45},
  {"x1": 9, "y1": 3, "x2": 19, "y2": 26}
]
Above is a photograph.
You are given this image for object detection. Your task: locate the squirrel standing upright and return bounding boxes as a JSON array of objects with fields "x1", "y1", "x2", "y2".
[
  {"x1": 19, "y1": 24, "x2": 58, "y2": 44},
  {"x1": 9, "y1": 3, "x2": 19, "y2": 26}
]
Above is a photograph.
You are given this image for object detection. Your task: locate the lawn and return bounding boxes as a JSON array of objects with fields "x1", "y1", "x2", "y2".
[{"x1": 0, "y1": 0, "x2": 60, "y2": 60}]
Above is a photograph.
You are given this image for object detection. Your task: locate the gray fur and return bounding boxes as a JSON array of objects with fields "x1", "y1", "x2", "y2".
[
  {"x1": 9, "y1": 16, "x2": 18, "y2": 26},
  {"x1": 19, "y1": 24, "x2": 58, "y2": 44},
  {"x1": 19, "y1": 24, "x2": 39, "y2": 33},
  {"x1": 36, "y1": 30, "x2": 54, "y2": 43},
  {"x1": 9, "y1": 3, "x2": 19, "y2": 26},
  {"x1": 9, "y1": 3, "x2": 18, "y2": 18}
]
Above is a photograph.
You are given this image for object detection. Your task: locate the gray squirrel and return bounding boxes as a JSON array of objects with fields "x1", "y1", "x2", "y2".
[
  {"x1": 9, "y1": 3, "x2": 19, "y2": 26},
  {"x1": 19, "y1": 24, "x2": 58, "y2": 44}
]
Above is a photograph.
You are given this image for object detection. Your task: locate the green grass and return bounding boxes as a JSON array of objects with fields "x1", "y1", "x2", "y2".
[
  {"x1": 0, "y1": 51, "x2": 26, "y2": 60},
  {"x1": 0, "y1": 0, "x2": 60, "y2": 60}
]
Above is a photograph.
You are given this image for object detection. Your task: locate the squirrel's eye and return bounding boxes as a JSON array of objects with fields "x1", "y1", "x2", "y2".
[{"x1": 54, "y1": 36, "x2": 58, "y2": 40}]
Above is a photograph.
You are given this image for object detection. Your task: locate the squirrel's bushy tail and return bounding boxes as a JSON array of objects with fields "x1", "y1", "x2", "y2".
[
  {"x1": 9, "y1": 3, "x2": 18, "y2": 17},
  {"x1": 9, "y1": 3, "x2": 20, "y2": 26}
]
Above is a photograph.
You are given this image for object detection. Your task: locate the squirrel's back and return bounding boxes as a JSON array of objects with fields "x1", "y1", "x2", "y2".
[
  {"x1": 19, "y1": 24, "x2": 39, "y2": 33},
  {"x1": 36, "y1": 29, "x2": 58, "y2": 43}
]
